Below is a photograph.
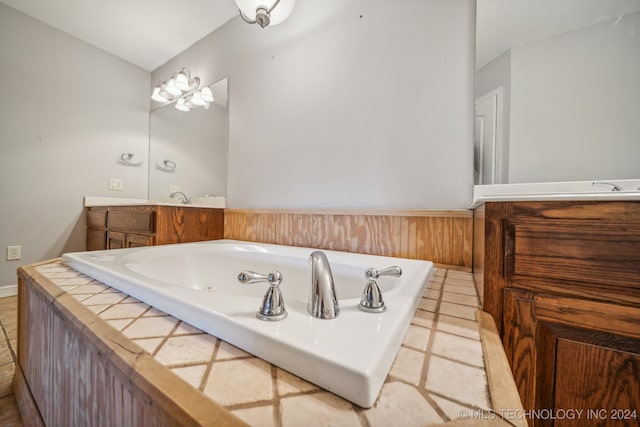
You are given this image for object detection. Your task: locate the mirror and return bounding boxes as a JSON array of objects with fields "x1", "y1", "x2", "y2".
[
  {"x1": 475, "y1": 0, "x2": 640, "y2": 184},
  {"x1": 148, "y1": 78, "x2": 228, "y2": 199}
]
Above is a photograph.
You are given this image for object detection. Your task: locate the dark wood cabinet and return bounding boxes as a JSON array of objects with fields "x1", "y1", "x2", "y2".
[
  {"x1": 87, "y1": 205, "x2": 224, "y2": 250},
  {"x1": 483, "y1": 201, "x2": 640, "y2": 426}
]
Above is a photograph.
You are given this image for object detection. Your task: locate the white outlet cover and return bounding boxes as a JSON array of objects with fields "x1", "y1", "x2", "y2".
[
  {"x1": 7, "y1": 245, "x2": 21, "y2": 260},
  {"x1": 109, "y1": 178, "x2": 124, "y2": 191}
]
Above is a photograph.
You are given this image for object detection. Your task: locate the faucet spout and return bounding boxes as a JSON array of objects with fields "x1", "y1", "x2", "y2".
[
  {"x1": 170, "y1": 191, "x2": 191, "y2": 204},
  {"x1": 592, "y1": 181, "x2": 622, "y2": 192},
  {"x1": 308, "y1": 251, "x2": 339, "y2": 319}
]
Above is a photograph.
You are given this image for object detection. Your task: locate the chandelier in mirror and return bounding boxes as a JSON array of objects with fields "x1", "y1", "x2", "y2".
[
  {"x1": 151, "y1": 67, "x2": 214, "y2": 112},
  {"x1": 234, "y1": 0, "x2": 296, "y2": 28}
]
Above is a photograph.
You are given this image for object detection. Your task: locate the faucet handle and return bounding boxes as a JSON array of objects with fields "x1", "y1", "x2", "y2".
[
  {"x1": 359, "y1": 266, "x2": 402, "y2": 313},
  {"x1": 238, "y1": 270, "x2": 287, "y2": 321},
  {"x1": 238, "y1": 270, "x2": 282, "y2": 285},
  {"x1": 365, "y1": 266, "x2": 402, "y2": 279}
]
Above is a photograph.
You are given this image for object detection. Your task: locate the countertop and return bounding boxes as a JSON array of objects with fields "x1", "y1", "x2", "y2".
[
  {"x1": 29, "y1": 259, "x2": 526, "y2": 427},
  {"x1": 470, "y1": 179, "x2": 640, "y2": 208},
  {"x1": 84, "y1": 196, "x2": 226, "y2": 209}
]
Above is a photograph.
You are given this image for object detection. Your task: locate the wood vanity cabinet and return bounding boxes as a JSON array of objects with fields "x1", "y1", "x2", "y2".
[
  {"x1": 86, "y1": 205, "x2": 224, "y2": 250},
  {"x1": 483, "y1": 201, "x2": 640, "y2": 426}
]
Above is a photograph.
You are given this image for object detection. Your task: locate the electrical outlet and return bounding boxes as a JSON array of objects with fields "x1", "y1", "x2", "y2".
[
  {"x1": 108, "y1": 177, "x2": 124, "y2": 191},
  {"x1": 169, "y1": 185, "x2": 180, "y2": 194},
  {"x1": 7, "y1": 245, "x2": 21, "y2": 261}
]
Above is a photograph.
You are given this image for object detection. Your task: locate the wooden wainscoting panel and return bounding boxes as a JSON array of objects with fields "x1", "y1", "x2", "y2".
[{"x1": 223, "y1": 209, "x2": 473, "y2": 268}]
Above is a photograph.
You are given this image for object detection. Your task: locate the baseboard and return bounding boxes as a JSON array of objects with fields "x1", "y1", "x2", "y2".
[{"x1": 0, "y1": 284, "x2": 18, "y2": 298}]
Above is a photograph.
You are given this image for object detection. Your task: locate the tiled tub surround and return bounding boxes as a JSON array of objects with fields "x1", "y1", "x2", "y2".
[
  {"x1": 16, "y1": 261, "x2": 524, "y2": 427},
  {"x1": 62, "y1": 240, "x2": 435, "y2": 407}
]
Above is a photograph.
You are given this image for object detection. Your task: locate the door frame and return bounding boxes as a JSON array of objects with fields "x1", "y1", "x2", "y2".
[{"x1": 475, "y1": 86, "x2": 505, "y2": 184}]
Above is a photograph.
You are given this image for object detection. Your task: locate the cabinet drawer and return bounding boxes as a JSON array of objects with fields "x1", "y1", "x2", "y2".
[
  {"x1": 107, "y1": 210, "x2": 155, "y2": 233},
  {"x1": 126, "y1": 233, "x2": 154, "y2": 248},
  {"x1": 505, "y1": 219, "x2": 640, "y2": 290},
  {"x1": 87, "y1": 209, "x2": 107, "y2": 228}
]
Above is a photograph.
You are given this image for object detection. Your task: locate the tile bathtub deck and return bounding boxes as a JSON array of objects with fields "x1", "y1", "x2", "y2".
[{"x1": 29, "y1": 262, "x2": 489, "y2": 426}]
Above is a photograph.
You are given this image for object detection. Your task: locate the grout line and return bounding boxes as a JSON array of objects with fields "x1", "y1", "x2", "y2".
[
  {"x1": 0, "y1": 315, "x2": 16, "y2": 364},
  {"x1": 198, "y1": 337, "x2": 221, "y2": 392},
  {"x1": 419, "y1": 270, "x2": 450, "y2": 422},
  {"x1": 145, "y1": 316, "x2": 182, "y2": 357},
  {"x1": 270, "y1": 364, "x2": 284, "y2": 427}
]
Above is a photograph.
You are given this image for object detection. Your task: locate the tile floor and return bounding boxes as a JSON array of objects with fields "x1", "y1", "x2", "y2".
[{"x1": 0, "y1": 295, "x2": 23, "y2": 426}]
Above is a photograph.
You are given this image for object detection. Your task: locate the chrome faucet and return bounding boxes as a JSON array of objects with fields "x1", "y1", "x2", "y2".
[
  {"x1": 358, "y1": 266, "x2": 402, "y2": 313},
  {"x1": 308, "y1": 251, "x2": 339, "y2": 319},
  {"x1": 238, "y1": 270, "x2": 286, "y2": 321},
  {"x1": 592, "y1": 181, "x2": 622, "y2": 191},
  {"x1": 170, "y1": 191, "x2": 191, "y2": 204}
]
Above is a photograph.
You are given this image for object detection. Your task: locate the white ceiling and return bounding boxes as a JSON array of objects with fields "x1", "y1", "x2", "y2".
[
  {"x1": 0, "y1": 0, "x2": 239, "y2": 71},
  {"x1": 477, "y1": 0, "x2": 640, "y2": 69}
]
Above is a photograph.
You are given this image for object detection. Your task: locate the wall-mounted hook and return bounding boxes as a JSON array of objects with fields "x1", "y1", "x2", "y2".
[
  {"x1": 155, "y1": 160, "x2": 177, "y2": 172},
  {"x1": 119, "y1": 153, "x2": 144, "y2": 166}
]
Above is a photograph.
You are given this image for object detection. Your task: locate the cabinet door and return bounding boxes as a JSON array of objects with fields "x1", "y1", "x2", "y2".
[
  {"x1": 504, "y1": 289, "x2": 640, "y2": 427},
  {"x1": 106, "y1": 231, "x2": 126, "y2": 249},
  {"x1": 125, "y1": 233, "x2": 154, "y2": 248},
  {"x1": 87, "y1": 228, "x2": 106, "y2": 251},
  {"x1": 155, "y1": 206, "x2": 224, "y2": 245}
]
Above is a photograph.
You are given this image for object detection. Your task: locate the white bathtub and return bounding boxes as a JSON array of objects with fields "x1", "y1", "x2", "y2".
[{"x1": 62, "y1": 240, "x2": 434, "y2": 408}]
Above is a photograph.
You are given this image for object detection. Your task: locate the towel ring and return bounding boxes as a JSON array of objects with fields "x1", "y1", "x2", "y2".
[
  {"x1": 155, "y1": 160, "x2": 177, "y2": 172},
  {"x1": 119, "y1": 153, "x2": 144, "y2": 166}
]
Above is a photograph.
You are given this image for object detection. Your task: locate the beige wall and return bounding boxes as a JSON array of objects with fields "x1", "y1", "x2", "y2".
[
  {"x1": 0, "y1": 3, "x2": 150, "y2": 286},
  {"x1": 153, "y1": 0, "x2": 476, "y2": 210},
  {"x1": 0, "y1": 0, "x2": 478, "y2": 287}
]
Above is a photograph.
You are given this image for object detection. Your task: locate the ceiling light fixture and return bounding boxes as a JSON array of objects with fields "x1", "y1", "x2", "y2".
[
  {"x1": 151, "y1": 68, "x2": 214, "y2": 112},
  {"x1": 234, "y1": 0, "x2": 297, "y2": 28}
]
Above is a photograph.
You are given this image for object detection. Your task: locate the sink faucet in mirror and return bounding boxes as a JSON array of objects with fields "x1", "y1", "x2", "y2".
[
  {"x1": 592, "y1": 181, "x2": 623, "y2": 192},
  {"x1": 170, "y1": 191, "x2": 191, "y2": 204}
]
